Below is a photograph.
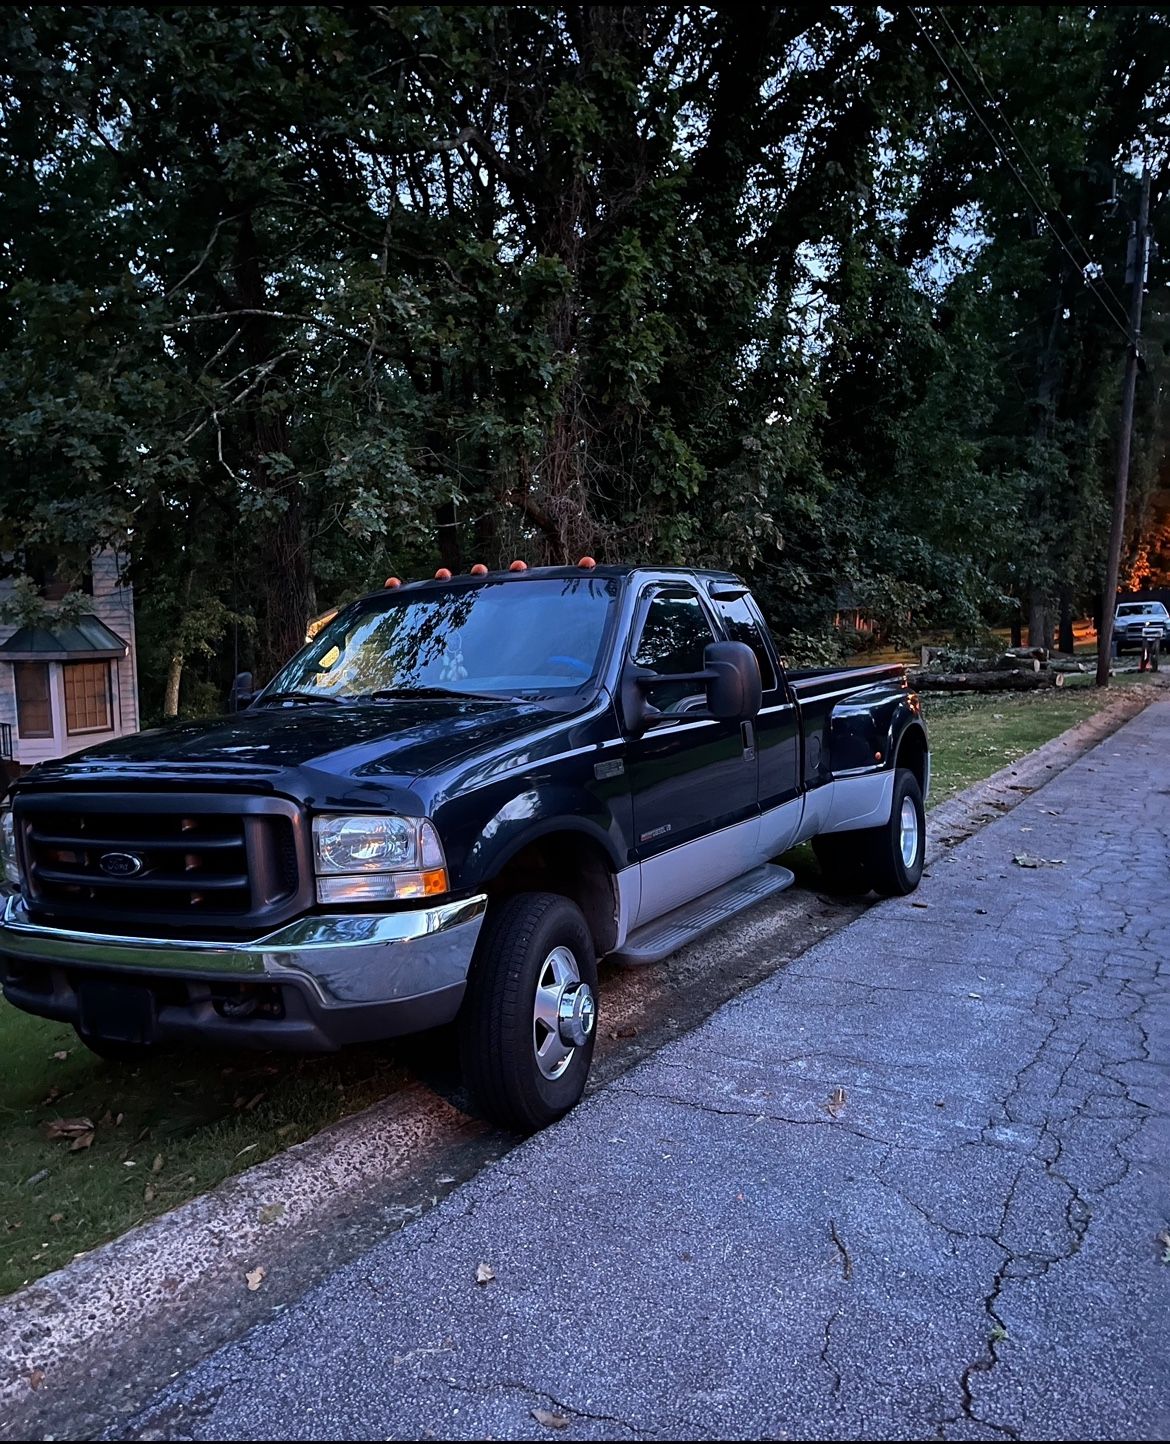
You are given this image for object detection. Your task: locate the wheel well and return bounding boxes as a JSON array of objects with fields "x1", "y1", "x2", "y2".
[
  {"x1": 486, "y1": 832, "x2": 619, "y2": 956},
  {"x1": 896, "y1": 722, "x2": 929, "y2": 795}
]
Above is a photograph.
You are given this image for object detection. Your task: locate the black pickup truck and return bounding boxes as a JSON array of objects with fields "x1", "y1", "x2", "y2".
[{"x1": 0, "y1": 564, "x2": 928, "y2": 1130}]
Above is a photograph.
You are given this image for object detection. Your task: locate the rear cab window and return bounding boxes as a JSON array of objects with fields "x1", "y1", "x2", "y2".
[{"x1": 711, "y1": 594, "x2": 780, "y2": 695}]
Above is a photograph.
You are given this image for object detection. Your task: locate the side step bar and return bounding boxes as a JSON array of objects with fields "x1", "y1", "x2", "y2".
[{"x1": 610, "y1": 862, "x2": 796, "y2": 967}]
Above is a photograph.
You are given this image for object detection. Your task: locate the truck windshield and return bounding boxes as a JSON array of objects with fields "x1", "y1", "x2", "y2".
[
  {"x1": 262, "y1": 577, "x2": 619, "y2": 704},
  {"x1": 1117, "y1": 604, "x2": 1159, "y2": 616}
]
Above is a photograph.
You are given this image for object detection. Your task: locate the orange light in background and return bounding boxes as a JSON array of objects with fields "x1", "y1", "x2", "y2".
[
  {"x1": 578, "y1": 556, "x2": 597, "y2": 569},
  {"x1": 434, "y1": 567, "x2": 452, "y2": 580},
  {"x1": 509, "y1": 560, "x2": 528, "y2": 572},
  {"x1": 469, "y1": 563, "x2": 488, "y2": 575},
  {"x1": 874, "y1": 751, "x2": 883, "y2": 761},
  {"x1": 384, "y1": 576, "x2": 402, "y2": 588}
]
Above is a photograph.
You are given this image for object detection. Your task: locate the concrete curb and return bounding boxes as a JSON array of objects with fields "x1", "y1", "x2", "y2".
[{"x1": 0, "y1": 681, "x2": 1159, "y2": 1434}]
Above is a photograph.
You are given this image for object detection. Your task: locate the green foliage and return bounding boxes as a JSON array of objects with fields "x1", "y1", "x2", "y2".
[{"x1": 0, "y1": 6, "x2": 1167, "y2": 708}]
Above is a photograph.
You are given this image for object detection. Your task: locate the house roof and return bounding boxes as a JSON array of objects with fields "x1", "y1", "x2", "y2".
[{"x1": 0, "y1": 614, "x2": 128, "y2": 662}]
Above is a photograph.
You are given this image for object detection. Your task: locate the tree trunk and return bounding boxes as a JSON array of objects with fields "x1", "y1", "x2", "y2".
[
  {"x1": 258, "y1": 495, "x2": 317, "y2": 680},
  {"x1": 234, "y1": 210, "x2": 315, "y2": 680},
  {"x1": 908, "y1": 669, "x2": 1063, "y2": 693},
  {"x1": 1010, "y1": 613, "x2": 1023, "y2": 648},
  {"x1": 1057, "y1": 587, "x2": 1075, "y2": 655},
  {"x1": 1027, "y1": 593, "x2": 1052, "y2": 651},
  {"x1": 163, "y1": 652, "x2": 184, "y2": 718}
]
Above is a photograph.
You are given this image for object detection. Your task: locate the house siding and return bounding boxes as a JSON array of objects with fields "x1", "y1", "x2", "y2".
[{"x1": 0, "y1": 546, "x2": 140, "y2": 768}]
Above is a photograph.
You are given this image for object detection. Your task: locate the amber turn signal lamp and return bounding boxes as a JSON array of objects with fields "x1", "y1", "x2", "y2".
[
  {"x1": 578, "y1": 555, "x2": 597, "y2": 569},
  {"x1": 508, "y1": 559, "x2": 528, "y2": 572},
  {"x1": 434, "y1": 567, "x2": 452, "y2": 580},
  {"x1": 422, "y1": 867, "x2": 449, "y2": 896},
  {"x1": 469, "y1": 563, "x2": 488, "y2": 575}
]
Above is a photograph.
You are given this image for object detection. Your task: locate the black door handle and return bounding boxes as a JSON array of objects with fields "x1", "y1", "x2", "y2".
[{"x1": 740, "y1": 720, "x2": 756, "y2": 759}]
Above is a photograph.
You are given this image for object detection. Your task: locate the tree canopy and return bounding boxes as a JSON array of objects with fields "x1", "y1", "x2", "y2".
[{"x1": 1, "y1": 5, "x2": 1168, "y2": 714}]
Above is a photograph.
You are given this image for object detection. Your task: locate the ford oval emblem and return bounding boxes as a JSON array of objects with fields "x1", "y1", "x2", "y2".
[{"x1": 99, "y1": 851, "x2": 145, "y2": 878}]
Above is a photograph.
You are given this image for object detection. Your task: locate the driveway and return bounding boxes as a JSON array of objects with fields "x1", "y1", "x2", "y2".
[{"x1": 120, "y1": 703, "x2": 1170, "y2": 1442}]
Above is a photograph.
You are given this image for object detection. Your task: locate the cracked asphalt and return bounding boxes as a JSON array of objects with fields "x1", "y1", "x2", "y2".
[{"x1": 118, "y1": 703, "x2": 1170, "y2": 1443}]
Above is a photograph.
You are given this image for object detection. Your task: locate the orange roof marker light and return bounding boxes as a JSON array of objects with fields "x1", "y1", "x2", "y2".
[
  {"x1": 578, "y1": 556, "x2": 597, "y2": 570},
  {"x1": 508, "y1": 559, "x2": 528, "y2": 572},
  {"x1": 469, "y1": 563, "x2": 489, "y2": 576},
  {"x1": 434, "y1": 567, "x2": 452, "y2": 581},
  {"x1": 384, "y1": 576, "x2": 402, "y2": 588}
]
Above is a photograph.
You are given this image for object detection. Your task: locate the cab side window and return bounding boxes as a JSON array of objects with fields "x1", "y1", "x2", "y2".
[
  {"x1": 714, "y1": 596, "x2": 777, "y2": 692},
  {"x1": 633, "y1": 588, "x2": 716, "y2": 712}
]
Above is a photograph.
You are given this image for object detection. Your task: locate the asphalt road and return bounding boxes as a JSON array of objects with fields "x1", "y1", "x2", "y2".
[{"x1": 117, "y1": 702, "x2": 1170, "y2": 1442}]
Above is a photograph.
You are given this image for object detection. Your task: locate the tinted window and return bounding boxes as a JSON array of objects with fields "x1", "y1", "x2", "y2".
[
  {"x1": 633, "y1": 589, "x2": 716, "y2": 711},
  {"x1": 265, "y1": 577, "x2": 618, "y2": 702},
  {"x1": 714, "y1": 596, "x2": 777, "y2": 691}
]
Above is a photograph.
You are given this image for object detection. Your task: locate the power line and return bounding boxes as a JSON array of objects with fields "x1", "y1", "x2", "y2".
[
  {"x1": 910, "y1": 8, "x2": 1136, "y2": 347},
  {"x1": 929, "y1": 4, "x2": 1133, "y2": 331}
]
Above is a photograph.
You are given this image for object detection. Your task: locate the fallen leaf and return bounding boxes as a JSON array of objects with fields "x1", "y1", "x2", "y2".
[
  {"x1": 609, "y1": 1025, "x2": 638, "y2": 1039},
  {"x1": 1158, "y1": 1230, "x2": 1170, "y2": 1265},
  {"x1": 41, "y1": 1087, "x2": 61, "y2": 1106},
  {"x1": 1012, "y1": 854, "x2": 1065, "y2": 869},
  {"x1": 826, "y1": 1087, "x2": 848, "y2": 1118},
  {"x1": 531, "y1": 1407, "x2": 570, "y2": 1430},
  {"x1": 910, "y1": 901, "x2": 929, "y2": 909},
  {"x1": 243, "y1": 1092, "x2": 265, "y2": 1112},
  {"x1": 69, "y1": 1132, "x2": 95, "y2": 1153},
  {"x1": 245, "y1": 1266, "x2": 266, "y2": 1292},
  {"x1": 143, "y1": 1184, "x2": 155, "y2": 1203},
  {"x1": 28, "y1": 1369, "x2": 44, "y2": 1391},
  {"x1": 475, "y1": 1263, "x2": 496, "y2": 1286},
  {"x1": 258, "y1": 1202, "x2": 286, "y2": 1226},
  {"x1": 49, "y1": 1213, "x2": 64, "y2": 1224},
  {"x1": 51, "y1": 1051, "x2": 69, "y2": 1062},
  {"x1": 151, "y1": 1154, "x2": 164, "y2": 1174},
  {"x1": 975, "y1": 907, "x2": 988, "y2": 915},
  {"x1": 43, "y1": 1118, "x2": 94, "y2": 1147},
  {"x1": 24, "y1": 1168, "x2": 49, "y2": 1188},
  {"x1": 275, "y1": 1123, "x2": 297, "y2": 1139}
]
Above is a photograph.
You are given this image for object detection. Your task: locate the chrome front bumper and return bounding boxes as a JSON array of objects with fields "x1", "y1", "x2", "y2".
[{"x1": 0, "y1": 894, "x2": 488, "y2": 1049}]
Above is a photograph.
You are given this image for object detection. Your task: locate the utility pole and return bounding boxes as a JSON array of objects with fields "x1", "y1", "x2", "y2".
[{"x1": 1096, "y1": 166, "x2": 1152, "y2": 687}]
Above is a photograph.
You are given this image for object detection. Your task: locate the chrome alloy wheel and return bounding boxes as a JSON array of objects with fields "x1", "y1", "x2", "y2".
[
  {"x1": 533, "y1": 945, "x2": 595, "y2": 1080},
  {"x1": 899, "y1": 796, "x2": 920, "y2": 868}
]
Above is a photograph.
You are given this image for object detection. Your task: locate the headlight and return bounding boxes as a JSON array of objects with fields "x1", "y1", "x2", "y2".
[
  {"x1": 0, "y1": 808, "x2": 21, "y2": 888},
  {"x1": 311, "y1": 814, "x2": 448, "y2": 904}
]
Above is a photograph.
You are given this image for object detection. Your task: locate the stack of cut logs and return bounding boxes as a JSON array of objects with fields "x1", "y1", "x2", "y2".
[{"x1": 907, "y1": 646, "x2": 1089, "y2": 693}]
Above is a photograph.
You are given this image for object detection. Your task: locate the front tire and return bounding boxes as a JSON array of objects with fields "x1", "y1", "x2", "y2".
[{"x1": 459, "y1": 892, "x2": 598, "y2": 1132}]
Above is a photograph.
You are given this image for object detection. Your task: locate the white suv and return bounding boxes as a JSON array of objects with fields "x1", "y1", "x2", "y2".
[{"x1": 1114, "y1": 600, "x2": 1170, "y2": 654}]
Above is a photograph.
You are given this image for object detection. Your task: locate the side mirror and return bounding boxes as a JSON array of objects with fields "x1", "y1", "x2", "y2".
[
  {"x1": 621, "y1": 640, "x2": 762, "y2": 737},
  {"x1": 703, "y1": 640, "x2": 762, "y2": 722}
]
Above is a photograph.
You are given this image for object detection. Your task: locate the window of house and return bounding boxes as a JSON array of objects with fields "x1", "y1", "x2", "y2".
[
  {"x1": 15, "y1": 546, "x2": 93, "y2": 600},
  {"x1": 14, "y1": 662, "x2": 53, "y2": 738},
  {"x1": 64, "y1": 661, "x2": 112, "y2": 734}
]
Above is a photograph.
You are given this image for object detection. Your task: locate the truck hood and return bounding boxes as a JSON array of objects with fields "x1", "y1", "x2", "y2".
[{"x1": 19, "y1": 698, "x2": 560, "y2": 792}]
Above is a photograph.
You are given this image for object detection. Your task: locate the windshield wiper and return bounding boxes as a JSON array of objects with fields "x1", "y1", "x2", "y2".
[
  {"x1": 253, "y1": 690, "x2": 348, "y2": 707},
  {"x1": 353, "y1": 686, "x2": 518, "y2": 704}
]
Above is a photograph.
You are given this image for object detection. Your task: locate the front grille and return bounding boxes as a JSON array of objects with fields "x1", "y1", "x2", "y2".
[{"x1": 15, "y1": 793, "x2": 311, "y2": 937}]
